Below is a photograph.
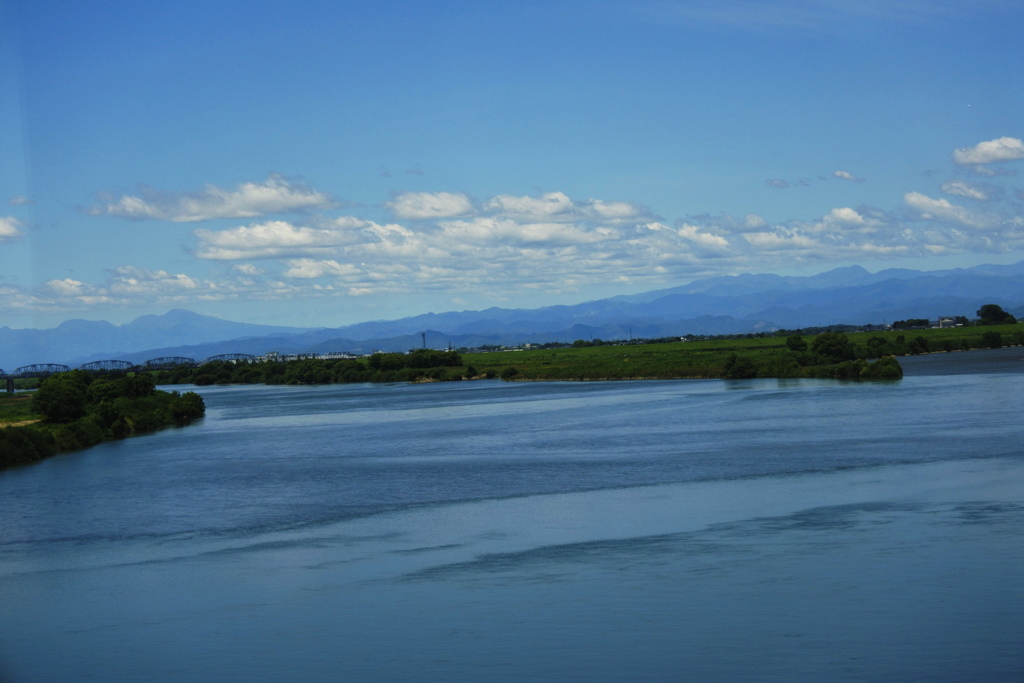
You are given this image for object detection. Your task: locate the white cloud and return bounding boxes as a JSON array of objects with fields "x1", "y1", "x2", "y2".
[
  {"x1": 941, "y1": 180, "x2": 989, "y2": 201},
  {"x1": 824, "y1": 207, "x2": 865, "y2": 225},
  {"x1": 952, "y1": 137, "x2": 1024, "y2": 165},
  {"x1": 743, "y1": 230, "x2": 819, "y2": 250},
  {"x1": 194, "y1": 219, "x2": 365, "y2": 260},
  {"x1": 88, "y1": 175, "x2": 335, "y2": 222},
  {"x1": 676, "y1": 224, "x2": 731, "y2": 251},
  {"x1": 387, "y1": 192, "x2": 474, "y2": 220},
  {"x1": 587, "y1": 199, "x2": 648, "y2": 221},
  {"x1": 232, "y1": 263, "x2": 264, "y2": 276},
  {"x1": 743, "y1": 214, "x2": 768, "y2": 230},
  {"x1": 903, "y1": 192, "x2": 997, "y2": 229},
  {"x1": 481, "y1": 192, "x2": 650, "y2": 225},
  {"x1": 109, "y1": 266, "x2": 199, "y2": 294},
  {"x1": 765, "y1": 179, "x2": 789, "y2": 189},
  {"x1": 0, "y1": 216, "x2": 23, "y2": 241},
  {"x1": 21, "y1": 156, "x2": 1024, "y2": 317},
  {"x1": 8, "y1": 195, "x2": 33, "y2": 206},
  {"x1": 833, "y1": 170, "x2": 864, "y2": 182},
  {"x1": 46, "y1": 278, "x2": 89, "y2": 296},
  {"x1": 283, "y1": 259, "x2": 361, "y2": 279},
  {"x1": 483, "y1": 191, "x2": 576, "y2": 219},
  {"x1": 439, "y1": 216, "x2": 618, "y2": 246}
]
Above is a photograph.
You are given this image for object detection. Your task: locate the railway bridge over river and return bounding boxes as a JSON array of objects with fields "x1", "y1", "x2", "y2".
[{"x1": 2, "y1": 354, "x2": 257, "y2": 393}]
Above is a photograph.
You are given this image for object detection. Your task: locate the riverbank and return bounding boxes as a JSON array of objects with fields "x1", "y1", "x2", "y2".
[{"x1": 0, "y1": 374, "x2": 206, "y2": 470}]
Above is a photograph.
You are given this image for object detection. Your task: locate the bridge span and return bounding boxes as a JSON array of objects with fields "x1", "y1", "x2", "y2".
[{"x1": 2, "y1": 352, "x2": 321, "y2": 393}]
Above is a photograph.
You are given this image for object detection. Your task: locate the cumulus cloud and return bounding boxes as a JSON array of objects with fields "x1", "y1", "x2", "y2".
[
  {"x1": 941, "y1": 180, "x2": 990, "y2": 201},
  {"x1": 439, "y1": 217, "x2": 618, "y2": 246},
  {"x1": 194, "y1": 219, "x2": 366, "y2": 260},
  {"x1": 25, "y1": 151, "x2": 1024, "y2": 315},
  {"x1": 388, "y1": 192, "x2": 474, "y2": 220},
  {"x1": 481, "y1": 192, "x2": 651, "y2": 225},
  {"x1": 31, "y1": 266, "x2": 225, "y2": 312},
  {"x1": 676, "y1": 224, "x2": 731, "y2": 251},
  {"x1": 233, "y1": 263, "x2": 264, "y2": 276},
  {"x1": 742, "y1": 214, "x2": 768, "y2": 230},
  {"x1": 833, "y1": 170, "x2": 864, "y2": 182},
  {"x1": 0, "y1": 216, "x2": 24, "y2": 241},
  {"x1": 743, "y1": 230, "x2": 819, "y2": 250},
  {"x1": 903, "y1": 192, "x2": 998, "y2": 230},
  {"x1": 183, "y1": 190, "x2": 660, "y2": 298},
  {"x1": 87, "y1": 175, "x2": 335, "y2": 222},
  {"x1": 953, "y1": 137, "x2": 1024, "y2": 165},
  {"x1": 46, "y1": 278, "x2": 89, "y2": 296},
  {"x1": 108, "y1": 266, "x2": 200, "y2": 294},
  {"x1": 483, "y1": 191, "x2": 577, "y2": 218},
  {"x1": 283, "y1": 259, "x2": 361, "y2": 279}
]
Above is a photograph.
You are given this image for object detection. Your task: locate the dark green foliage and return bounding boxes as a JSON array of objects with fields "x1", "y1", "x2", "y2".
[
  {"x1": 0, "y1": 425, "x2": 57, "y2": 467},
  {"x1": 405, "y1": 349, "x2": 462, "y2": 369},
  {"x1": 723, "y1": 354, "x2": 758, "y2": 379},
  {"x1": 977, "y1": 304, "x2": 1016, "y2": 325},
  {"x1": 785, "y1": 335, "x2": 808, "y2": 352},
  {"x1": 865, "y1": 336, "x2": 890, "y2": 357},
  {"x1": 861, "y1": 356, "x2": 903, "y2": 380},
  {"x1": 2, "y1": 372, "x2": 206, "y2": 470},
  {"x1": 32, "y1": 370, "x2": 91, "y2": 423},
  {"x1": 171, "y1": 392, "x2": 205, "y2": 423},
  {"x1": 154, "y1": 352, "x2": 466, "y2": 387},
  {"x1": 811, "y1": 333, "x2": 856, "y2": 363},
  {"x1": 981, "y1": 331, "x2": 1003, "y2": 349},
  {"x1": 55, "y1": 418, "x2": 105, "y2": 451},
  {"x1": 909, "y1": 336, "x2": 929, "y2": 355},
  {"x1": 500, "y1": 366, "x2": 520, "y2": 380}
]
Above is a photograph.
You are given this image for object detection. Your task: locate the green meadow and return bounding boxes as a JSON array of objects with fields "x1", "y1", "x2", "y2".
[{"x1": 462, "y1": 323, "x2": 1024, "y2": 381}]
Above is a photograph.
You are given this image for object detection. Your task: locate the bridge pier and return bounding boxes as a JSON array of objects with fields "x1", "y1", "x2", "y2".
[{"x1": 6, "y1": 377, "x2": 13, "y2": 394}]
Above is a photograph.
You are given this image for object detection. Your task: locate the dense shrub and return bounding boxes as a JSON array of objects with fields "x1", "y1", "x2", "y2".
[{"x1": 2, "y1": 372, "x2": 207, "y2": 470}]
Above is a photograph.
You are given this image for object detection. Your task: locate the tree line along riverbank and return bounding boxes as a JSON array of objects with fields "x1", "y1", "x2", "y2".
[
  {"x1": 141, "y1": 322, "x2": 1023, "y2": 386},
  {"x1": 133, "y1": 329, "x2": 916, "y2": 386},
  {"x1": 0, "y1": 371, "x2": 205, "y2": 470}
]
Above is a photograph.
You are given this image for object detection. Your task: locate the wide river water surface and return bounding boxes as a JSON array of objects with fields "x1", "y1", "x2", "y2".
[{"x1": 2, "y1": 348, "x2": 1023, "y2": 681}]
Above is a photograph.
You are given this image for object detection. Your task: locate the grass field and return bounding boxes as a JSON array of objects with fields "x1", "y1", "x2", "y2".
[
  {"x1": 0, "y1": 393, "x2": 41, "y2": 428},
  {"x1": 462, "y1": 323, "x2": 1024, "y2": 381}
]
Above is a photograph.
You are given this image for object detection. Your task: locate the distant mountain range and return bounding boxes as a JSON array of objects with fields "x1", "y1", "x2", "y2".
[{"x1": 3, "y1": 260, "x2": 1024, "y2": 370}]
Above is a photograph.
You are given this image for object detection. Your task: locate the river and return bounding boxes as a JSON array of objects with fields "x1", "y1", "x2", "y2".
[{"x1": 1, "y1": 348, "x2": 1023, "y2": 681}]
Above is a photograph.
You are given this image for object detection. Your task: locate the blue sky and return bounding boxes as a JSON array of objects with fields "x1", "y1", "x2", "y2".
[{"x1": 2, "y1": 0, "x2": 1023, "y2": 329}]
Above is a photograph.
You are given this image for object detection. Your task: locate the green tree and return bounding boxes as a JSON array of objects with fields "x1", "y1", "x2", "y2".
[
  {"x1": 865, "y1": 336, "x2": 889, "y2": 358},
  {"x1": 171, "y1": 392, "x2": 206, "y2": 423},
  {"x1": 785, "y1": 334, "x2": 807, "y2": 352},
  {"x1": 31, "y1": 371, "x2": 91, "y2": 423},
  {"x1": 861, "y1": 356, "x2": 903, "y2": 380},
  {"x1": 908, "y1": 336, "x2": 929, "y2": 355},
  {"x1": 980, "y1": 331, "x2": 1003, "y2": 349},
  {"x1": 977, "y1": 304, "x2": 1016, "y2": 325},
  {"x1": 811, "y1": 332, "x2": 856, "y2": 363},
  {"x1": 723, "y1": 353, "x2": 758, "y2": 379}
]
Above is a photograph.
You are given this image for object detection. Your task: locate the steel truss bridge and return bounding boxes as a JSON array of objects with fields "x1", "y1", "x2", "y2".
[{"x1": 3, "y1": 353, "x2": 261, "y2": 393}]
